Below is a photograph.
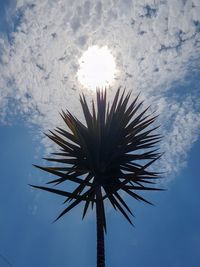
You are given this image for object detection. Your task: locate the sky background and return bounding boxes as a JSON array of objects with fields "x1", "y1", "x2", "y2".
[{"x1": 0, "y1": 0, "x2": 200, "y2": 267}]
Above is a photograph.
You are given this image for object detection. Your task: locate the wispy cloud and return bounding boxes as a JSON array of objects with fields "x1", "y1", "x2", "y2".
[{"x1": 0, "y1": 0, "x2": 199, "y2": 179}]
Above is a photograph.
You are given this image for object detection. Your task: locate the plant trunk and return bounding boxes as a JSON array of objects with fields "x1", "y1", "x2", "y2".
[{"x1": 96, "y1": 186, "x2": 105, "y2": 267}]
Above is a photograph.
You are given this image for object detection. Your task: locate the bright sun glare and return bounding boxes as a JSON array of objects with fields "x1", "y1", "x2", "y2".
[{"x1": 77, "y1": 45, "x2": 117, "y2": 91}]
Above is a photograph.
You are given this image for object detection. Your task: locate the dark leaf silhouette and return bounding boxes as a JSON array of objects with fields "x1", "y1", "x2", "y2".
[{"x1": 31, "y1": 88, "x2": 164, "y2": 267}]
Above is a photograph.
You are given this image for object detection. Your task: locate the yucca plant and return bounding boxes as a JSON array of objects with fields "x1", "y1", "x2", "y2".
[{"x1": 30, "y1": 88, "x2": 163, "y2": 267}]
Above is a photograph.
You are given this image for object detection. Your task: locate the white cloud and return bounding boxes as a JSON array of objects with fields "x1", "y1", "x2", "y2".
[
  {"x1": 157, "y1": 96, "x2": 200, "y2": 179},
  {"x1": 0, "y1": 0, "x2": 199, "y2": 179}
]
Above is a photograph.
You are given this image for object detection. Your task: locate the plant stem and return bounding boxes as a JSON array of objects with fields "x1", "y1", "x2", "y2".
[{"x1": 96, "y1": 186, "x2": 105, "y2": 267}]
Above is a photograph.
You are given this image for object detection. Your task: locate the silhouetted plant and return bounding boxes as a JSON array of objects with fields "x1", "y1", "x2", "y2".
[{"x1": 30, "y1": 88, "x2": 164, "y2": 267}]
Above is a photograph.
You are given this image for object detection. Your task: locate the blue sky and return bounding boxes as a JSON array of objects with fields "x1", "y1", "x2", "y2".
[
  {"x1": 0, "y1": 116, "x2": 200, "y2": 267},
  {"x1": 0, "y1": 1, "x2": 200, "y2": 267}
]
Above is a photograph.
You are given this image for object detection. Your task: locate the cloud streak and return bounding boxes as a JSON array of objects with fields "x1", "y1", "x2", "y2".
[{"x1": 0, "y1": 0, "x2": 199, "y2": 180}]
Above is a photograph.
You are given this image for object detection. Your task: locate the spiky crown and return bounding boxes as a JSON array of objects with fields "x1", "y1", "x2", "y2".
[{"x1": 31, "y1": 88, "x2": 163, "y2": 229}]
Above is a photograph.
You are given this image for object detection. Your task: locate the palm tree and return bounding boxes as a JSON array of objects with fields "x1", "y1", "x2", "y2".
[{"x1": 30, "y1": 88, "x2": 163, "y2": 267}]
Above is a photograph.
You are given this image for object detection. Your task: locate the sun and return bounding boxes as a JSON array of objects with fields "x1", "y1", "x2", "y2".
[{"x1": 77, "y1": 45, "x2": 117, "y2": 91}]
